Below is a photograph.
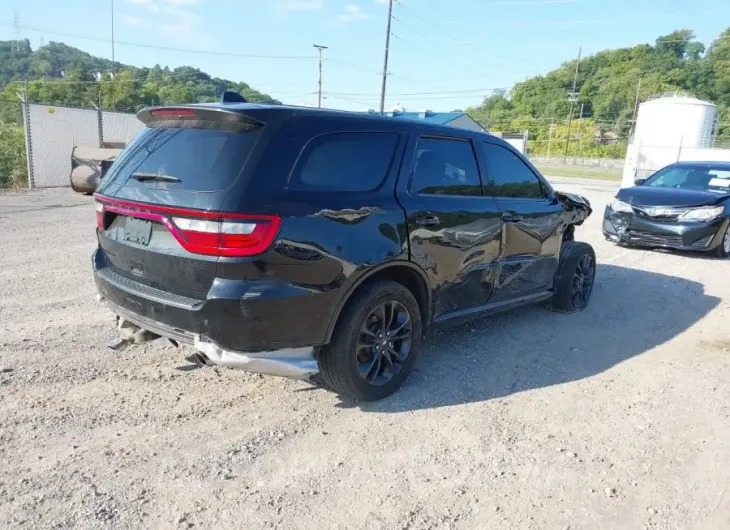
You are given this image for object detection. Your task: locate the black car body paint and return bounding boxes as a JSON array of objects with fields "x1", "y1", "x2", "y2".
[{"x1": 92, "y1": 102, "x2": 593, "y2": 390}]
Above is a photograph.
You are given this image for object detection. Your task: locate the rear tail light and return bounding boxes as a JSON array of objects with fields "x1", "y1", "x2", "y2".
[
  {"x1": 171, "y1": 217, "x2": 277, "y2": 256},
  {"x1": 95, "y1": 200, "x2": 105, "y2": 229},
  {"x1": 93, "y1": 195, "x2": 281, "y2": 257}
]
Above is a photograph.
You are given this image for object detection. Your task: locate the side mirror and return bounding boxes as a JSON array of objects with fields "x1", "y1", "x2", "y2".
[{"x1": 634, "y1": 178, "x2": 646, "y2": 186}]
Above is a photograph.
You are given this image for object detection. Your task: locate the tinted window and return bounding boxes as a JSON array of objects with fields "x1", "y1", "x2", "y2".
[
  {"x1": 481, "y1": 143, "x2": 545, "y2": 198},
  {"x1": 290, "y1": 132, "x2": 398, "y2": 191},
  {"x1": 105, "y1": 126, "x2": 260, "y2": 192},
  {"x1": 411, "y1": 137, "x2": 481, "y2": 196},
  {"x1": 644, "y1": 165, "x2": 730, "y2": 192}
]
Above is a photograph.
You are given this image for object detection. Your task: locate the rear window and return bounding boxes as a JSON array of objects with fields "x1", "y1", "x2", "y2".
[
  {"x1": 289, "y1": 132, "x2": 399, "y2": 191},
  {"x1": 103, "y1": 126, "x2": 261, "y2": 192}
]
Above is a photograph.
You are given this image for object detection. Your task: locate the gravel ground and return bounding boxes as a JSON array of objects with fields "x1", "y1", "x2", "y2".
[{"x1": 1, "y1": 183, "x2": 730, "y2": 529}]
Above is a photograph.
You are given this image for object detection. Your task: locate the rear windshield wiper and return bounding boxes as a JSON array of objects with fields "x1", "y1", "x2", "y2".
[{"x1": 131, "y1": 172, "x2": 181, "y2": 183}]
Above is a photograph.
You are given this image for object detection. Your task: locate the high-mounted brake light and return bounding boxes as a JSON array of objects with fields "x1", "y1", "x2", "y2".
[
  {"x1": 150, "y1": 108, "x2": 196, "y2": 118},
  {"x1": 93, "y1": 195, "x2": 281, "y2": 258}
]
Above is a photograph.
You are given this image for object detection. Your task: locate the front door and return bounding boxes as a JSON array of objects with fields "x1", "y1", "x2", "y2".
[
  {"x1": 396, "y1": 135, "x2": 502, "y2": 321},
  {"x1": 478, "y1": 140, "x2": 565, "y2": 301}
]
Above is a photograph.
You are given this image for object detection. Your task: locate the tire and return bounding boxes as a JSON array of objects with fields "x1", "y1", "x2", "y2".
[
  {"x1": 318, "y1": 280, "x2": 423, "y2": 401},
  {"x1": 712, "y1": 223, "x2": 730, "y2": 258},
  {"x1": 551, "y1": 241, "x2": 596, "y2": 313}
]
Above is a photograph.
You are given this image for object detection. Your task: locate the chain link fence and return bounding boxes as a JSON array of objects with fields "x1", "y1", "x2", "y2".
[
  {"x1": 0, "y1": 99, "x2": 143, "y2": 189},
  {"x1": 24, "y1": 103, "x2": 142, "y2": 188}
]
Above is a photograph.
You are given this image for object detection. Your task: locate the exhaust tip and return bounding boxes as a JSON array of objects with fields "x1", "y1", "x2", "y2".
[
  {"x1": 191, "y1": 352, "x2": 215, "y2": 367},
  {"x1": 107, "y1": 337, "x2": 130, "y2": 351}
]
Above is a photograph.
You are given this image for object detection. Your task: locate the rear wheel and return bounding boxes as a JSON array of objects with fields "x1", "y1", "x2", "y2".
[
  {"x1": 713, "y1": 224, "x2": 730, "y2": 258},
  {"x1": 552, "y1": 241, "x2": 596, "y2": 313},
  {"x1": 318, "y1": 281, "x2": 422, "y2": 401}
]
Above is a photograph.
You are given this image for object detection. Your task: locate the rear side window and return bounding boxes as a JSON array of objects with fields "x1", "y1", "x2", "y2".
[
  {"x1": 480, "y1": 142, "x2": 545, "y2": 199},
  {"x1": 410, "y1": 137, "x2": 481, "y2": 196},
  {"x1": 104, "y1": 126, "x2": 261, "y2": 192},
  {"x1": 290, "y1": 132, "x2": 399, "y2": 191}
]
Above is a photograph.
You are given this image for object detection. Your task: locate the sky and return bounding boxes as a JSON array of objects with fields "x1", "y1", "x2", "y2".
[{"x1": 1, "y1": 0, "x2": 729, "y2": 111}]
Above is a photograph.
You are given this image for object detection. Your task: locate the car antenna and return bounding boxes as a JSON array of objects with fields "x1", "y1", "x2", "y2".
[{"x1": 220, "y1": 91, "x2": 247, "y2": 104}]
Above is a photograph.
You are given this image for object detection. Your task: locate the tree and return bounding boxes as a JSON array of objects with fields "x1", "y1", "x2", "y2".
[{"x1": 466, "y1": 27, "x2": 730, "y2": 159}]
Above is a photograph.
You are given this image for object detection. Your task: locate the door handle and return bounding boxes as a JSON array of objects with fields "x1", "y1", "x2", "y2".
[
  {"x1": 502, "y1": 213, "x2": 523, "y2": 223},
  {"x1": 416, "y1": 216, "x2": 440, "y2": 226}
]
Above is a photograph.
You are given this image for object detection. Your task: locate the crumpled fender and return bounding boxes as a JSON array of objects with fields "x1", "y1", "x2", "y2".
[{"x1": 555, "y1": 190, "x2": 592, "y2": 226}]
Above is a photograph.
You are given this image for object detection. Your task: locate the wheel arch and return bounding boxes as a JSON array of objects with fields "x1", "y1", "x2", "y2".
[{"x1": 324, "y1": 260, "x2": 432, "y2": 343}]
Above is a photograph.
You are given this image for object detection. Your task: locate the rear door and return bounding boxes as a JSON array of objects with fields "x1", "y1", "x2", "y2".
[
  {"x1": 478, "y1": 139, "x2": 564, "y2": 300},
  {"x1": 396, "y1": 134, "x2": 502, "y2": 321},
  {"x1": 94, "y1": 106, "x2": 270, "y2": 300}
]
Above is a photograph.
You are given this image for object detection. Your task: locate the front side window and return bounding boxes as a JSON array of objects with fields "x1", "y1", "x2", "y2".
[
  {"x1": 290, "y1": 132, "x2": 399, "y2": 191},
  {"x1": 481, "y1": 142, "x2": 545, "y2": 199},
  {"x1": 410, "y1": 137, "x2": 481, "y2": 196}
]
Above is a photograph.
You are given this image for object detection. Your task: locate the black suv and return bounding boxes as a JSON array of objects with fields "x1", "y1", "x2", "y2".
[{"x1": 93, "y1": 102, "x2": 594, "y2": 400}]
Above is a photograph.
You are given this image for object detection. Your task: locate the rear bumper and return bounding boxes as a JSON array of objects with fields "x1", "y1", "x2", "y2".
[
  {"x1": 105, "y1": 298, "x2": 318, "y2": 380},
  {"x1": 92, "y1": 249, "x2": 334, "y2": 353},
  {"x1": 602, "y1": 207, "x2": 728, "y2": 251}
]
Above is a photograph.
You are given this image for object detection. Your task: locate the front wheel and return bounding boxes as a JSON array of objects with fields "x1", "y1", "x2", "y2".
[
  {"x1": 713, "y1": 223, "x2": 730, "y2": 258},
  {"x1": 318, "y1": 281, "x2": 423, "y2": 401},
  {"x1": 552, "y1": 241, "x2": 596, "y2": 313}
]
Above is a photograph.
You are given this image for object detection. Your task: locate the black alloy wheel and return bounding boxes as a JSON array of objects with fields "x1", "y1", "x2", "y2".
[
  {"x1": 552, "y1": 241, "x2": 597, "y2": 313},
  {"x1": 571, "y1": 253, "x2": 595, "y2": 309},
  {"x1": 317, "y1": 280, "x2": 423, "y2": 401},
  {"x1": 356, "y1": 301, "x2": 413, "y2": 386}
]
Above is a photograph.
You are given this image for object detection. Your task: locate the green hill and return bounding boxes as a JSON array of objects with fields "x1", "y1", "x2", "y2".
[
  {"x1": 467, "y1": 28, "x2": 730, "y2": 158},
  {"x1": 0, "y1": 39, "x2": 279, "y2": 116}
]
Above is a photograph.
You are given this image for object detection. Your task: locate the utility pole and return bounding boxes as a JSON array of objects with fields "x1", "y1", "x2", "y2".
[
  {"x1": 379, "y1": 0, "x2": 394, "y2": 115},
  {"x1": 563, "y1": 46, "x2": 581, "y2": 163},
  {"x1": 631, "y1": 75, "x2": 642, "y2": 141},
  {"x1": 574, "y1": 103, "x2": 585, "y2": 163},
  {"x1": 313, "y1": 45, "x2": 328, "y2": 108},
  {"x1": 110, "y1": 0, "x2": 116, "y2": 110},
  {"x1": 547, "y1": 122, "x2": 555, "y2": 160},
  {"x1": 110, "y1": 0, "x2": 116, "y2": 67}
]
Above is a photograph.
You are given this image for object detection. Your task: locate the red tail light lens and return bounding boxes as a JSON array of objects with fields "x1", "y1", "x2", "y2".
[
  {"x1": 93, "y1": 195, "x2": 281, "y2": 257},
  {"x1": 171, "y1": 217, "x2": 280, "y2": 257},
  {"x1": 95, "y1": 200, "x2": 105, "y2": 229}
]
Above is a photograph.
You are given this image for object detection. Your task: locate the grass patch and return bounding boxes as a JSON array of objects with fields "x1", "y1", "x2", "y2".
[{"x1": 534, "y1": 165, "x2": 622, "y2": 181}]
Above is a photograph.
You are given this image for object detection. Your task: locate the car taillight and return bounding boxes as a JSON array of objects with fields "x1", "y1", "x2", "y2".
[
  {"x1": 171, "y1": 217, "x2": 279, "y2": 257},
  {"x1": 95, "y1": 200, "x2": 105, "y2": 229},
  {"x1": 93, "y1": 195, "x2": 281, "y2": 257}
]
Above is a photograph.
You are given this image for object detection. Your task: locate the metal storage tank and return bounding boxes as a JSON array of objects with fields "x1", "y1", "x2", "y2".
[{"x1": 633, "y1": 93, "x2": 717, "y2": 149}]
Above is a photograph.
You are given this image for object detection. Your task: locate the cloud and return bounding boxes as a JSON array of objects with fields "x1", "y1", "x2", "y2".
[
  {"x1": 274, "y1": 0, "x2": 324, "y2": 14},
  {"x1": 122, "y1": 15, "x2": 143, "y2": 25},
  {"x1": 127, "y1": 0, "x2": 160, "y2": 13},
  {"x1": 165, "y1": 0, "x2": 199, "y2": 5},
  {"x1": 500, "y1": 0, "x2": 579, "y2": 4},
  {"x1": 330, "y1": 4, "x2": 372, "y2": 24},
  {"x1": 161, "y1": 6, "x2": 197, "y2": 36}
]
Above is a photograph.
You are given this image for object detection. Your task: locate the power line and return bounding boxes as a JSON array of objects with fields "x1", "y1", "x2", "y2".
[
  {"x1": 325, "y1": 93, "x2": 380, "y2": 108},
  {"x1": 0, "y1": 21, "x2": 316, "y2": 60},
  {"x1": 390, "y1": 16, "x2": 481, "y2": 75}
]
